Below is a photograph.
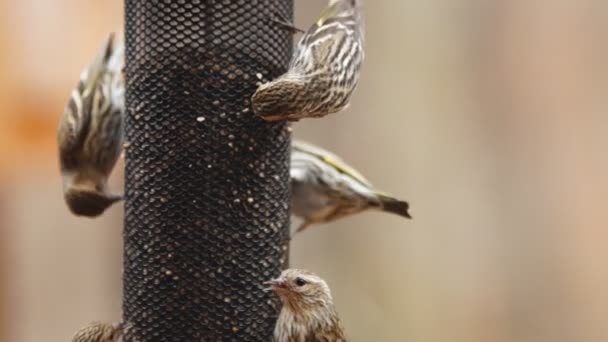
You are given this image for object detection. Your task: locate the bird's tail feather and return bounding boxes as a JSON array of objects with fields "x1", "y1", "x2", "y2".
[
  {"x1": 84, "y1": 32, "x2": 115, "y2": 96},
  {"x1": 376, "y1": 193, "x2": 412, "y2": 219}
]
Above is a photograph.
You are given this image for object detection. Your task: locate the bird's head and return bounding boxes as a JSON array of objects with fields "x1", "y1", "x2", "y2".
[
  {"x1": 265, "y1": 269, "x2": 333, "y2": 314},
  {"x1": 251, "y1": 75, "x2": 306, "y2": 122},
  {"x1": 72, "y1": 321, "x2": 123, "y2": 342},
  {"x1": 64, "y1": 185, "x2": 122, "y2": 217}
]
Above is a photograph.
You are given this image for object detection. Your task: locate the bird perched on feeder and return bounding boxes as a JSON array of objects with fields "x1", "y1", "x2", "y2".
[
  {"x1": 57, "y1": 32, "x2": 125, "y2": 217},
  {"x1": 71, "y1": 321, "x2": 123, "y2": 342},
  {"x1": 266, "y1": 269, "x2": 348, "y2": 342},
  {"x1": 290, "y1": 140, "x2": 411, "y2": 233},
  {"x1": 252, "y1": 0, "x2": 365, "y2": 121}
]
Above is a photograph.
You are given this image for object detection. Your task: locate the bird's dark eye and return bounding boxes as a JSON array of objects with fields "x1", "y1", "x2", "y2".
[{"x1": 294, "y1": 277, "x2": 307, "y2": 287}]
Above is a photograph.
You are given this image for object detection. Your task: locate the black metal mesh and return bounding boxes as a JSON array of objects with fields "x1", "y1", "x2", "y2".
[{"x1": 122, "y1": 0, "x2": 292, "y2": 340}]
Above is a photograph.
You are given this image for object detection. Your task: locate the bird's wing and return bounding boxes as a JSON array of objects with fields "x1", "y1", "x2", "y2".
[
  {"x1": 58, "y1": 33, "x2": 116, "y2": 168},
  {"x1": 58, "y1": 80, "x2": 90, "y2": 169},
  {"x1": 85, "y1": 33, "x2": 115, "y2": 98},
  {"x1": 107, "y1": 34, "x2": 125, "y2": 113},
  {"x1": 316, "y1": 0, "x2": 357, "y2": 25},
  {"x1": 292, "y1": 140, "x2": 372, "y2": 187}
]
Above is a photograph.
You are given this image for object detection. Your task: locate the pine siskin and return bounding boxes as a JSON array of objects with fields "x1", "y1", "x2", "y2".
[
  {"x1": 290, "y1": 140, "x2": 411, "y2": 233},
  {"x1": 266, "y1": 269, "x2": 348, "y2": 342},
  {"x1": 71, "y1": 321, "x2": 123, "y2": 342},
  {"x1": 252, "y1": 0, "x2": 364, "y2": 121},
  {"x1": 58, "y1": 33, "x2": 125, "y2": 217}
]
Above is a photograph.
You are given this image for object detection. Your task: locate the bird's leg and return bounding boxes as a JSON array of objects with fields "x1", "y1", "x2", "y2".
[
  {"x1": 120, "y1": 141, "x2": 131, "y2": 159},
  {"x1": 108, "y1": 192, "x2": 124, "y2": 202},
  {"x1": 269, "y1": 10, "x2": 305, "y2": 34},
  {"x1": 295, "y1": 220, "x2": 312, "y2": 233}
]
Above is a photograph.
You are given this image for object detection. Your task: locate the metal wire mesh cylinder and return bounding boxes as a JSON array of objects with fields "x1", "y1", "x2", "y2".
[{"x1": 123, "y1": 0, "x2": 292, "y2": 340}]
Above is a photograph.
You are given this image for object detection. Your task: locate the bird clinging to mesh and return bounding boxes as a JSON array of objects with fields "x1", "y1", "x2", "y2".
[
  {"x1": 266, "y1": 269, "x2": 348, "y2": 342},
  {"x1": 252, "y1": 0, "x2": 365, "y2": 121},
  {"x1": 71, "y1": 321, "x2": 123, "y2": 342},
  {"x1": 290, "y1": 140, "x2": 411, "y2": 233},
  {"x1": 58, "y1": 32, "x2": 125, "y2": 217}
]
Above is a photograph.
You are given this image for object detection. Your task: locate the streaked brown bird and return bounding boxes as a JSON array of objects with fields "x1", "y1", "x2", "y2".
[
  {"x1": 71, "y1": 321, "x2": 123, "y2": 342},
  {"x1": 58, "y1": 33, "x2": 125, "y2": 217},
  {"x1": 58, "y1": 32, "x2": 404, "y2": 226},
  {"x1": 266, "y1": 269, "x2": 348, "y2": 342},
  {"x1": 290, "y1": 140, "x2": 411, "y2": 233},
  {"x1": 252, "y1": 0, "x2": 364, "y2": 121}
]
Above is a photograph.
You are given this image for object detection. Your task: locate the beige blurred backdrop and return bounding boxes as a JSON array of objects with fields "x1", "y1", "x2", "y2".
[{"x1": 1, "y1": 0, "x2": 607, "y2": 341}]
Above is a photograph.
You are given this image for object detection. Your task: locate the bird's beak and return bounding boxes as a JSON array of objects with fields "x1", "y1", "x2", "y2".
[{"x1": 263, "y1": 279, "x2": 286, "y2": 292}]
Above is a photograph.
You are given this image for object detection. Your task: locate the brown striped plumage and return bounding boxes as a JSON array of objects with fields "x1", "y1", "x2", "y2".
[
  {"x1": 267, "y1": 269, "x2": 348, "y2": 342},
  {"x1": 58, "y1": 33, "x2": 125, "y2": 217},
  {"x1": 71, "y1": 321, "x2": 123, "y2": 342},
  {"x1": 252, "y1": 0, "x2": 364, "y2": 121}
]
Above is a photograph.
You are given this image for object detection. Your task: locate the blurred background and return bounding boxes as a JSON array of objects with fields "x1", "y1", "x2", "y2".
[{"x1": 1, "y1": 0, "x2": 607, "y2": 341}]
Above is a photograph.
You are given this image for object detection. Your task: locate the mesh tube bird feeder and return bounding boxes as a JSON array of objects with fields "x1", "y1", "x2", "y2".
[{"x1": 122, "y1": 0, "x2": 292, "y2": 340}]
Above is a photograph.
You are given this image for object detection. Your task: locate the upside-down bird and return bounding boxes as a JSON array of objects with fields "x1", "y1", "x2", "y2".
[
  {"x1": 266, "y1": 269, "x2": 348, "y2": 342},
  {"x1": 57, "y1": 33, "x2": 125, "y2": 217},
  {"x1": 71, "y1": 321, "x2": 123, "y2": 342},
  {"x1": 252, "y1": 0, "x2": 365, "y2": 121},
  {"x1": 290, "y1": 140, "x2": 411, "y2": 233}
]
